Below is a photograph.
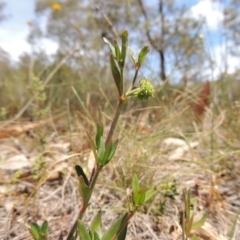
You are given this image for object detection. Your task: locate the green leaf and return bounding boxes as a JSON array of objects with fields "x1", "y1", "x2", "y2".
[
  {"x1": 79, "y1": 176, "x2": 92, "y2": 205},
  {"x1": 75, "y1": 165, "x2": 89, "y2": 186},
  {"x1": 127, "y1": 47, "x2": 137, "y2": 66},
  {"x1": 137, "y1": 46, "x2": 150, "y2": 67},
  {"x1": 191, "y1": 235, "x2": 199, "y2": 240},
  {"x1": 101, "y1": 142, "x2": 113, "y2": 165},
  {"x1": 106, "y1": 139, "x2": 118, "y2": 163},
  {"x1": 98, "y1": 136, "x2": 106, "y2": 165},
  {"x1": 41, "y1": 221, "x2": 48, "y2": 236},
  {"x1": 39, "y1": 233, "x2": 47, "y2": 240},
  {"x1": 132, "y1": 175, "x2": 139, "y2": 192},
  {"x1": 183, "y1": 189, "x2": 191, "y2": 219},
  {"x1": 114, "y1": 39, "x2": 121, "y2": 62},
  {"x1": 133, "y1": 188, "x2": 146, "y2": 206},
  {"x1": 186, "y1": 215, "x2": 194, "y2": 237},
  {"x1": 95, "y1": 123, "x2": 103, "y2": 150},
  {"x1": 86, "y1": 129, "x2": 98, "y2": 166},
  {"x1": 90, "y1": 210, "x2": 102, "y2": 238},
  {"x1": 103, "y1": 37, "x2": 115, "y2": 56},
  {"x1": 92, "y1": 231, "x2": 101, "y2": 240},
  {"x1": 192, "y1": 213, "x2": 207, "y2": 229},
  {"x1": 101, "y1": 213, "x2": 128, "y2": 240},
  {"x1": 110, "y1": 54, "x2": 122, "y2": 95},
  {"x1": 121, "y1": 30, "x2": 128, "y2": 69},
  {"x1": 117, "y1": 221, "x2": 128, "y2": 240},
  {"x1": 29, "y1": 222, "x2": 41, "y2": 239},
  {"x1": 78, "y1": 221, "x2": 91, "y2": 240},
  {"x1": 103, "y1": 139, "x2": 118, "y2": 165},
  {"x1": 191, "y1": 197, "x2": 198, "y2": 213},
  {"x1": 144, "y1": 188, "x2": 156, "y2": 203}
]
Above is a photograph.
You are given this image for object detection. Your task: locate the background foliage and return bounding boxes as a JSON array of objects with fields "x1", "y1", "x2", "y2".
[{"x1": 0, "y1": 0, "x2": 240, "y2": 117}]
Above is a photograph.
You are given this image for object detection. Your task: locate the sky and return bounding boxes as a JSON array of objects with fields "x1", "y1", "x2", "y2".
[
  {"x1": 0, "y1": 0, "x2": 58, "y2": 61},
  {"x1": 0, "y1": 0, "x2": 239, "y2": 79}
]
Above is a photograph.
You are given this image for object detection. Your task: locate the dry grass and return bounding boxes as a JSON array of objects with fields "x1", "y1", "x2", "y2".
[
  {"x1": 0, "y1": 81, "x2": 240, "y2": 240},
  {"x1": 1, "y1": 7, "x2": 240, "y2": 236}
]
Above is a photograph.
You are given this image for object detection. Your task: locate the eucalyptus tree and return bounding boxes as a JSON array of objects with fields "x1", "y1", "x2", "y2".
[{"x1": 30, "y1": 0, "x2": 207, "y2": 86}]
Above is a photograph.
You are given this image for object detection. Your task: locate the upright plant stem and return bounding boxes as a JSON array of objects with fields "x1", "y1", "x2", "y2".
[
  {"x1": 66, "y1": 169, "x2": 101, "y2": 240},
  {"x1": 105, "y1": 97, "x2": 125, "y2": 147},
  {"x1": 132, "y1": 68, "x2": 139, "y2": 88},
  {"x1": 67, "y1": 97, "x2": 125, "y2": 239}
]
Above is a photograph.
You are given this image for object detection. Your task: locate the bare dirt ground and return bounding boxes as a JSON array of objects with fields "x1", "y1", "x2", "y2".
[{"x1": 0, "y1": 111, "x2": 240, "y2": 240}]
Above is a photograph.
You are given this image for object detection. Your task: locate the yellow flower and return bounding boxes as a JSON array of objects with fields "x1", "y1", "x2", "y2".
[
  {"x1": 27, "y1": 20, "x2": 33, "y2": 26},
  {"x1": 198, "y1": 34, "x2": 204, "y2": 43},
  {"x1": 73, "y1": 24, "x2": 79, "y2": 29},
  {"x1": 52, "y1": 3, "x2": 61, "y2": 11}
]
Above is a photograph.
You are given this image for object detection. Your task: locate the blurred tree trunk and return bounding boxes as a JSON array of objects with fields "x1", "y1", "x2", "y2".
[
  {"x1": 30, "y1": 0, "x2": 206, "y2": 86},
  {"x1": 138, "y1": 0, "x2": 166, "y2": 82},
  {"x1": 0, "y1": 1, "x2": 6, "y2": 21}
]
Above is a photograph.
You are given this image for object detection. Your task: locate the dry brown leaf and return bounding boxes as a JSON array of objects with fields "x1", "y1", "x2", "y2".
[
  {"x1": 194, "y1": 81, "x2": 211, "y2": 120},
  {"x1": 0, "y1": 112, "x2": 65, "y2": 139}
]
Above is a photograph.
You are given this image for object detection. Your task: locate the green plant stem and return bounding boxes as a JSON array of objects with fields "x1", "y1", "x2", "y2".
[
  {"x1": 67, "y1": 97, "x2": 125, "y2": 240},
  {"x1": 66, "y1": 220, "x2": 77, "y2": 240},
  {"x1": 67, "y1": 169, "x2": 101, "y2": 240},
  {"x1": 112, "y1": 211, "x2": 136, "y2": 240},
  {"x1": 127, "y1": 68, "x2": 139, "y2": 94},
  {"x1": 105, "y1": 97, "x2": 125, "y2": 147},
  {"x1": 66, "y1": 203, "x2": 87, "y2": 240},
  {"x1": 132, "y1": 67, "x2": 139, "y2": 87}
]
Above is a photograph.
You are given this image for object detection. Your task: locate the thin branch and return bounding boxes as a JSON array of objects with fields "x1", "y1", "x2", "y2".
[
  {"x1": 138, "y1": 0, "x2": 158, "y2": 50},
  {"x1": 95, "y1": 5, "x2": 119, "y2": 39}
]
